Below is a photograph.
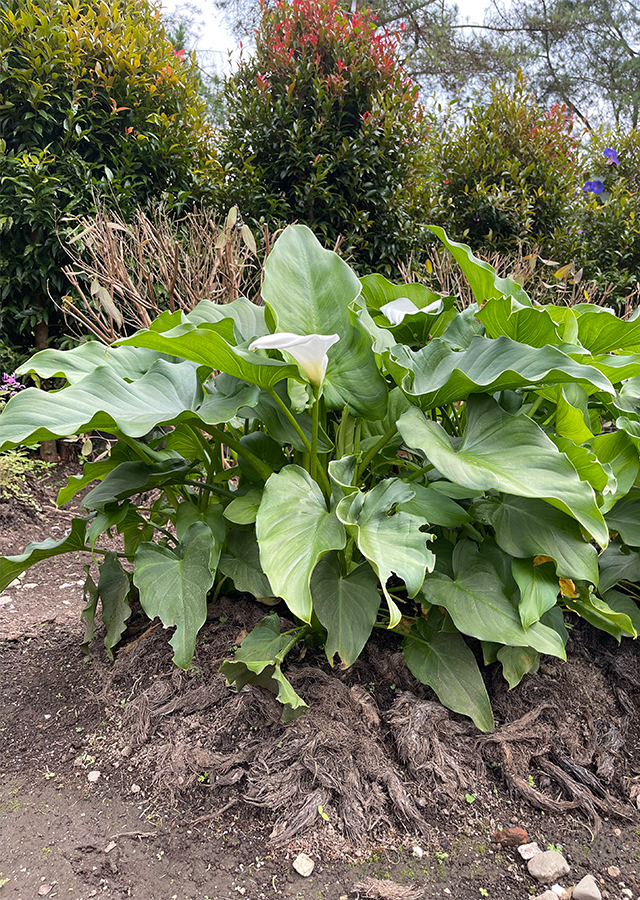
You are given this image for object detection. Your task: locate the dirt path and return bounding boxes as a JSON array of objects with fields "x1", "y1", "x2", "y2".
[{"x1": 2, "y1": 467, "x2": 640, "y2": 900}]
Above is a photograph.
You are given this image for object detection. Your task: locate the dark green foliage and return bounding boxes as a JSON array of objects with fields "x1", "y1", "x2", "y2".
[
  {"x1": 424, "y1": 76, "x2": 579, "y2": 255},
  {"x1": 218, "y1": 0, "x2": 427, "y2": 274},
  {"x1": 0, "y1": 0, "x2": 218, "y2": 354}
]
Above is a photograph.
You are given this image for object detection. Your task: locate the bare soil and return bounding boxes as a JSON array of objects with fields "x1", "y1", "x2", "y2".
[{"x1": 2, "y1": 464, "x2": 640, "y2": 900}]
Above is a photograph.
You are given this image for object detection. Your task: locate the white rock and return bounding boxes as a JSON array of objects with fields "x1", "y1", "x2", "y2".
[
  {"x1": 573, "y1": 874, "x2": 601, "y2": 900},
  {"x1": 534, "y1": 892, "x2": 559, "y2": 900},
  {"x1": 293, "y1": 853, "x2": 314, "y2": 877},
  {"x1": 527, "y1": 850, "x2": 570, "y2": 884},
  {"x1": 412, "y1": 846, "x2": 424, "y2": 858},
  {"x1": 518, "y1": 842, "x2": 542, "y2": 860},
  {"x1": 621, "y1": 890, "x2": 633, "y2": 899},
  {"x1": 87, "y1": 771, "x2": 101, "y2": 783},
  {"x1": 130, "y1": 783, "x2": 141, "y2": 793},
  {"x1": 551, "y1": 885, "x2": 569, "y2": 898}
]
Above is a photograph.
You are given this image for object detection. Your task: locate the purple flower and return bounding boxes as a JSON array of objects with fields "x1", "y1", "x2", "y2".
[
  {"x1": 583, "y1": 180, "x2": 605, "y2": 194},
  {"x1": 1, "y1": 373, "x2": 25, "y2": 397},
  {"x1": 604, "y1": 147, "x2": 619, "y2": 165}
]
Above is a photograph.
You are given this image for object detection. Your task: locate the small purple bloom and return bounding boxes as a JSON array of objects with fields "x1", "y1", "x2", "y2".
[
  {"x1": 604, "y1": 147, "x2": 619, "y2": 165},
  {"x1": 1, "y1": 373, "x2": 25, "y2": 397},
  {"x1": 583, "y1": 180, "x2": 605, "y2": 194}
]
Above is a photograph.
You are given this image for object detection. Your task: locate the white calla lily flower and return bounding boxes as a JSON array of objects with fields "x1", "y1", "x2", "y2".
[
  {"x1": 249, "y1": 332, "x2": 340, "y2": 387},
  {"x1": 380, "y1": 297, "x2": 444, "y2": 326}
]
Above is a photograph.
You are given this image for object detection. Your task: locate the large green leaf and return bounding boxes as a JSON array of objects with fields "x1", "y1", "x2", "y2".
[
  {"x1": 389, "y1": 335, "x2": 613, "y2": 408},
  {"x1": 16, "y1": 342, "x2": 166, "y2": 385},
  {"x1": 218, "y1": 531, "x2": 275, "y2": 599},
  {"x1": 118, "y1": 321, "x2": 300, "y2": 389},
  {"x1": 261, "y1": 224, "x2": 388, "y2": 418},
  {"x1": 476, "y1": 297, "x2": 561, "y2": 347},
  {"x1": 199, "y1": 374, "x2": 261, "y2": 424},
  {"x1": 565, "y1": 588, "x2": 637, "y2": 641},
  {"x1": 256, "y1": 466, "x2": 346, "y2": 622},
  {"x1": 398, "y1": 396, "x2": 609, "y2": 547},
  {"x1": 0, "y1": 518, "x2": 87, "y2": 592},
  {"x1": 577, "y1": 308, "x2": 640, "y2": 355},
  {"x1": 606, "y1": 491, "x2": 640, "y2": 546},
  {"x1": 98, "y1": 552, "x2": 132, "y2": 658},
  {"x1": 398, "y1": 482, "x2": 471, "y2": 527},
  {"x1": 602, "y1": 589, "x2": 640, "y2": 636},
  {"x1": 428, "y1": 226, "x2": 532, "y2": 306},
  {"x1": 0, "y1": 359, "x2": 204, "y2": 449},
  {"x1": 511, "y1": 558, "x2": 560, "y2": 630},
  {"x1": 402, "y1": 620, "x2": 495, "y2": 732},
  {"x1": 336, "y1": 479, "x2": 435, "y2": 627},
  {"x1": 238, "y1": 382, "x2": 332, "y2": 453},
  {"x1": 497, "y1": 645, "x2": 541, "y2": 690},
  {"x1": 57, "y1": 458, "x2": 121, "y2": 506},
  {"x1": 133, "y1": 522, "x2": 217, "y2": 669},
  {"x1": 550, "y1": 436, "x2": 614, "y2": 497},
  {"x1": 599, "y1": 541, "x2": 640, "y2": 593},
  {"x1": 220, "y1": 614, "x2": 308, "y2": 721},
  {"x1": 472, "y1": 495, "x2": 598, "y2": 584},
  {"x1": 555, "y1": 384, "x2": 593, "y2": 444},
  {"x1": 311, "y1": 554, "x2": 381, "y2": 667},
  {"x1": 83, "y1": 459, "x2": 193, "y2": 511},
  {"x1": 421, "y1": 541, "x2": 566, "y2": 658},
  {"x1": 186, "y1": 297, "x2": 268, "y2": 341},
  {"x1": 359, "y1": 273, "x2": 443, "y2": 313}
]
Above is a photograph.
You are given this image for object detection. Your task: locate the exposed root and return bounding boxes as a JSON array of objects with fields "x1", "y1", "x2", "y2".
[{"x1": 351, "y1": 877, "x2": 424, "y2": 899}]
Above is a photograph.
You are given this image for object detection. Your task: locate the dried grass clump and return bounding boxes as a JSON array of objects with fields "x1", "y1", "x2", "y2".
[{"x1": 61, "y1": 205, "x2": 277, "y2": 343}]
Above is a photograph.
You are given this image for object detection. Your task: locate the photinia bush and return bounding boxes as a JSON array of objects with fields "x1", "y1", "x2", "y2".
[
  {"x1": 2, "y1": 224, "x2": 640, "y2": 731},
  {"x1": 0, "y1": 0, "x2": 218, "y2": 356},
  {"x1": 218, "y1": 0, "x2": 427, "y2": 274}
]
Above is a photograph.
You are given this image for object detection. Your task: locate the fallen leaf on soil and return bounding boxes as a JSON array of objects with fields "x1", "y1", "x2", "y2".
[
  {"x1": 351, "y1": 878, "x2": 424, "y2": 900},
  {"x1": 492, "y1": 826, "x2": 529, "y2": 846}
]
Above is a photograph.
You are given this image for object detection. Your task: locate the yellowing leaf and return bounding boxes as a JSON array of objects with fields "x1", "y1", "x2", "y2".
[
  {"x1": 559, "y1": 577, "x2": 578, "y2": 598},
  {"x1": 533, "y1": 555, "x2": 554, "y2": 565}
]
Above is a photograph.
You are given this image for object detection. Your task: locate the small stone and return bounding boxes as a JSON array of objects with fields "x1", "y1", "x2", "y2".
[
  {"x1": 621, "y1": 890, "x2": 633, "y2": 899},
  {"x1": 573, "y1": 874, "x2": 602, "y2": 900},
  {"x1": 87, "y1": 770, "x2": 101, "y2": 783},
  {"x1": 104, "y1": 841, "x2": 117, "y2": 853},
  {"x1": 38, "y1": 887, "x2": 52, "y2": 897},
  {"x1": 551, "y1": 885, "x2": 569, "y2": 898},
  {"x1": 608, "y1": 867, "x2": 621, "y2": 879},
  {"x1": 534, "y1": 893, "x2": 559, "y2": 900},
  {"x1": 493, "y1": 826, "x2": 529, "y2": 847},
  {"x1": 411, "y1": 846, "x2": 424, "y2": 858},
  {"x1": 519, "y1": 842, "x2": 542, "y2": 860},
  {"x1": 292, "y1": 853, "x2": 314, "y2": 877},
  {"x1": 527, "y1": 850, "x2": 570, "y2": 884},
  {"x1": 130, "y1": 783, "x2": 141, "y2": 793}
]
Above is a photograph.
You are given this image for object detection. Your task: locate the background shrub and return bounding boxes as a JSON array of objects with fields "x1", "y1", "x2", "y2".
[
  {"x1": 0, "y1": 0, "x2": 218, "y2": 358},
  {"x1": 218, "y1": 0, "x2": 428, "y2": 274}
]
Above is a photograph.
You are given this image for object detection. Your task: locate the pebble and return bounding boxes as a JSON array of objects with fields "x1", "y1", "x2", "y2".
[
  {"x1": 527, "y1": 850, "x2": 571, "y2": 884},
  {"x1": 551, "y1": 886, "x2": 569, "y2": 898},
  {"x1": 518, "y1": 842, "x2": 542, "y2": 860},
  {"x1": 534, "y1": 893, "x2": 560, "y2": 900},
  {"x1": 411, "y1": 846, "x2": 424, "y2": 858},
  {"x1": 292, "y1": 853, "x2": 314, "y2": 877},
  {"x1": 621, "y1": 890, "x2": 633, "y2": 899},
  {"x1": 608, "y1": 867, "x2": 621, "y2": 878},
  {"x1": 492, "y1": 826, "x2": 529, "y2": 846},
  {"x1": 87, "y1": 771, "x2": 101, "y2": 783},
  {"x1": 573, "y1": 874, "x2": 602, "y2": 900}
]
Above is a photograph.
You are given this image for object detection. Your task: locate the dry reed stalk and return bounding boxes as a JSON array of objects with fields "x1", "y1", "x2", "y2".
[{"x1": 61, "y1": 205, "x2": 277, "y2": 342}]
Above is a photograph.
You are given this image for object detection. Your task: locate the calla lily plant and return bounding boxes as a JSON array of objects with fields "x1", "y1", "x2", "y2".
[{"x1": 2, "y1": 223, "x2": 640, "y2": 731}]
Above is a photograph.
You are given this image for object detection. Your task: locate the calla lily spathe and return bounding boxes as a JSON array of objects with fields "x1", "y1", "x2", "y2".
[
  {"x1": 380, "y1": 297, "x2": 444, "y2": 326},
  {"x1": 249, "y1": 332, "x2": 340, "y2": 387}
]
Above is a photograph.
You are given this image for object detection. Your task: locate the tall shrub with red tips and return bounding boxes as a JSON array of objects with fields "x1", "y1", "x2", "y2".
[{"x1": 219, "y1": 0, "x2": 427, "y2": 273}]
